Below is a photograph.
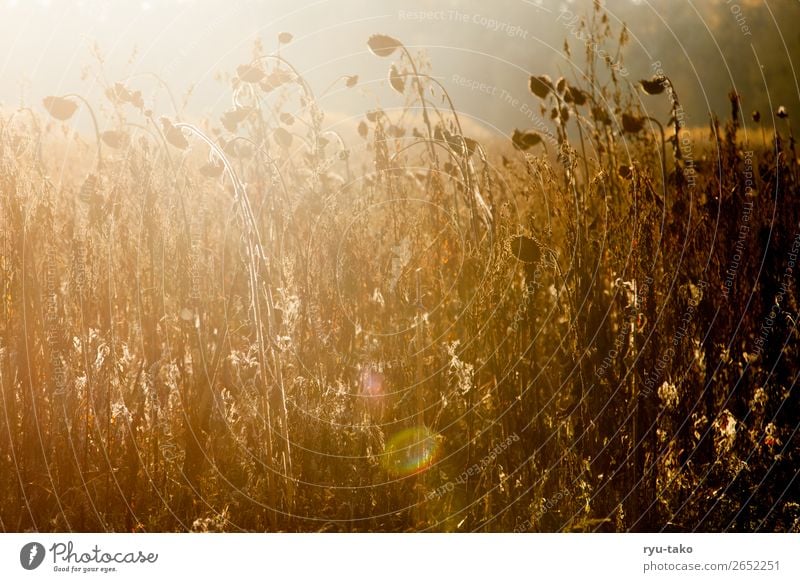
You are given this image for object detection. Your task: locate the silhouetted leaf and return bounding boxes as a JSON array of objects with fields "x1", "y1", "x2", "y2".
[
  {"x1": 389, "y1": 64, "x2": 405, "y2": 93},
  {"x1": 199, "y1": 160, "x2": 225, "y2": 178},
  {"x1": 464, "y1": 137, "x2": 478, "y2": 156},
  {"x1": 367, "y1": 34, "x2": 401, "y2": 57},
  {"x1": 280, "y1": 112, "x2": 295, "y2": 125},
  {"x1": 511, "y1": 129, "x2": 542, "y2": 150},
  {"x1": 221, "y1": 107, "x2": 251, "y2": 132},
  {"x1": 440, "y1": 128, "x2": 464, "y2": 155},
  {"x1": 221, "y1": 138, "x2": 237, "y2": 158},
  {"x1": 273, "y1": 127, "x2": 292, "y2": 149},
  {"x1": 528, "y1": 75, "x2": 552, "y2": 99},
  {"x1": 78, "y1": 174, "x2": 98, "y2": 204},
  {"x1": 278, "y1": 32, "x2": 293, "y2": 44},
  {"x1": 357, "y1": 120, "x2": 368, "y2": 139},
  {"x1": 592, "y1": 106, "x2": 611, "y2": 125},
  {"x1": 101, "y1": 130, "x2": 128, "y2": 149},
  {"x1": 160, "y1": 117, "x2": 189, "y2": 149},
  {"x1": 130, "y1": 90, "x2": 144, "y2": 110},
  {"x1": 345, "y1": 75, "x2": 359, "y2": 88},
  {"x1": 564, "y1": 86, "x2": 587, "y2": 106},
  {"x1": 237, "y1": 64, "x2": 265, "y2": 83},
  {"x1": 618, "y1": 165, "x2": 633, "y2": 179},
  {"x1": 43, "y1": 96, "x2": 78, "y2": 121},
  {"x1": 260, "y1": 69, "x2": 294, "y2": 92},
  {"x1": 106, "y1": 83, "x2": 132, "y2": 104},
  {"x1": 222, "y1": 139, "x2": 252, "y2": 159}
]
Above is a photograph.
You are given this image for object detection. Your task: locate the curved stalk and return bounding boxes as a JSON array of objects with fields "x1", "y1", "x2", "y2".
[
  {"x1": 122, "y1": 71, "x2": 182, "y2": 118},
  {"x1": 643, "y1": 115, "x2": 667, "y2": 203},
  {"x1": 175, "y1": 122, "x2": 294, "y2": 492},
  {"x1": 398, "y1": 45, "x2": 436, "y2": 163},
  {"x1": 63, "y1": 93, "x2": 103, "y2": 171}
]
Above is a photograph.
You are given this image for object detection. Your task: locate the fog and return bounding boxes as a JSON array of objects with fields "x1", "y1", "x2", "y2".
[{"x1": 1, "y1": 0, "x2": 797, "y2": 136}]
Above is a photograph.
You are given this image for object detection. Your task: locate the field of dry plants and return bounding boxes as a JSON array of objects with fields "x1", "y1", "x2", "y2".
[{"x1": 0, "y1": 3, "x2": 798, "y2": 532}]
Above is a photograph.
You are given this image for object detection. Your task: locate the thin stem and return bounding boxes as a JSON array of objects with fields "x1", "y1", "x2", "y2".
[
  {"x1": 63, "y1": 93, "x2": 103, "y2": 172},
  {"x1": 122, "y1": 72, "x2": 182, "y2": 118},
  {"x1": 643, "y1": 116, "x2": 667, "y2": 203},
  {"x1": 399, "y1": 45, "x2": 436, "y2": 163}
]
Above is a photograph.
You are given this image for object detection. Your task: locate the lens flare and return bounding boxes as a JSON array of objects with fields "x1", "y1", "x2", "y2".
[
  {"x1": 383, "y1": 426, "x2": 440, "y2": 477},
  {"x1": 360, "y1": 367, "x2": 384, "y2": 398}
]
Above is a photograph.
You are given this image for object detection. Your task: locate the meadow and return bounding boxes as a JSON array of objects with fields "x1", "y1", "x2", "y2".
[{"x1": 1, "y1": 4, "x2": 798, "y2": 532}]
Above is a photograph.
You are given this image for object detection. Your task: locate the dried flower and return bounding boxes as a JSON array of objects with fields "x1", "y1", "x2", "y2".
[{"x1": 640, "y1": 76, "x2": 666, "y2": 95}]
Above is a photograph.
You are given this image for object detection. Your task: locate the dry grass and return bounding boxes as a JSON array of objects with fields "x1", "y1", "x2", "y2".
[{"x1": 0, "y1": 4, "x2": 798, "y2": 532}]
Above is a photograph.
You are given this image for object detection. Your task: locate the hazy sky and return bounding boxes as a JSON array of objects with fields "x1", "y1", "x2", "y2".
[{"x1": 1, "y1": 0, "x2": 797, "y2": 136}]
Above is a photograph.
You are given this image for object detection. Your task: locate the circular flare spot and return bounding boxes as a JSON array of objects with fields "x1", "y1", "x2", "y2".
[
  {"x1": 384, "y1": 426, "x2": 440, "y2": 477},
  {"x1": 361, "y1": 367, "x2": 384, "y2": 398}
]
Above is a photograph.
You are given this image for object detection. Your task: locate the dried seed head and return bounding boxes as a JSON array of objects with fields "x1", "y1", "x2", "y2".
[
  {"x1": 621, "y1": 113, "x2": 645, "y2": 133},
  {"x1": 100, "y1": 130, "x2": 129, "y2": 149},
  {"x1": 43, "y1": 96, "x2": 78, "y2": 121},
  {"x1": 639, "y1": 76, "x2": 666, "y2": 95},
  {"x1": 367, "y1": 34, "x2": 401, "y2": 57}
]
